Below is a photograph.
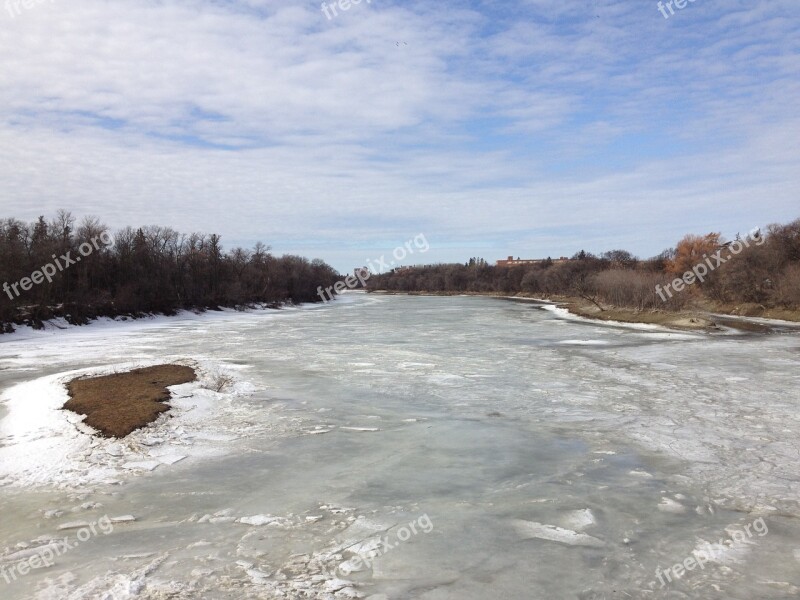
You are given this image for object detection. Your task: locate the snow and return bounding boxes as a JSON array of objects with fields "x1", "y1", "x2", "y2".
[
  {"x1": 0, "y1": 359, "x2": 265, "y2": 490},
  {"x1": 538, "y1": 303, "x2": 670, "y2": 331}
]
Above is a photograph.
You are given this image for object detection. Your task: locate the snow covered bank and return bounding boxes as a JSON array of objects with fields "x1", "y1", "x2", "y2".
[
  {"x1": 0, "y1": 302, "x2": 328, "y2": 343},
  {"x1": 0, "y1": 360, "x2": 258, "y2": 489}
]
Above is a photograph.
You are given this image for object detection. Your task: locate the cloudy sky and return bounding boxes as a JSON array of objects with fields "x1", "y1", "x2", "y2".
[{"x1": 1, "y1": 0, "x2": 798, "y2": 272}]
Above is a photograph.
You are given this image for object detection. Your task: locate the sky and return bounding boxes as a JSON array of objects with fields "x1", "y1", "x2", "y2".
[{"x1": 0, "y1": 0, "x2": 798, "y2": 273}]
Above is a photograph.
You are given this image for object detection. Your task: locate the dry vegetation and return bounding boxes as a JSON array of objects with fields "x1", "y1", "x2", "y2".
[
  {"x1": 368, "y1": 218, "x2": 800, "y2": 320},
  {"x1": 208, "y1": 372, "x2": 235, "y2": 392},
  {"x1": 64, "y1": 364, "x2": 197, "y2": 438},
  {"x1": 0, "y1": 210, "x2": 341, "y2": 332}
]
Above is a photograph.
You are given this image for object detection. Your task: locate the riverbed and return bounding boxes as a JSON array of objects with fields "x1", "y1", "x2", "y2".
[{"x1": 1, "y1": 294, "x2": 799, "y2": 599}]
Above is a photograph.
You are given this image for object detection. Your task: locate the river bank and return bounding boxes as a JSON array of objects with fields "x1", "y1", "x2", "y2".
[
  {"x1": 368, "y1": 290, "x2": 800, "y2": 332},
  {"x1": 0, "y1": 301, "x2": 296, "y2": 336}
]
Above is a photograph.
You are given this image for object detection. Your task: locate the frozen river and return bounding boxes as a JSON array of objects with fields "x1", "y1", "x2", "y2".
[{"x1": 1, "y1": 293, "x2": 799, "y2": 599}]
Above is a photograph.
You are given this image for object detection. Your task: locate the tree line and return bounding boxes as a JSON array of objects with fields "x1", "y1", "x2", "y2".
[
  {"x1": 0, "y1": 211, "x2": 341, "y2": 333},
  {"x1": 367, "y1": 218, "x2": 800, "y2": 312}
]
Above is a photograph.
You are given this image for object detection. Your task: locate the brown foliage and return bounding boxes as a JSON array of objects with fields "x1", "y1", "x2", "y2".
[
  {"x1": 667, "y1": 233, "x2": 721, "y2": 276},
  {"x1": 776, "y1": 264, "x2": 800, "y2": 306},
  {"x1": 368, "y1": 216, "x2": 800, "y2": 313}
]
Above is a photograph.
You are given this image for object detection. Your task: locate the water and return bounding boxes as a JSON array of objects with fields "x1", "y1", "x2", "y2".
[{"x1": 1, "y1": 294, "x2": 799, "y2": 598}]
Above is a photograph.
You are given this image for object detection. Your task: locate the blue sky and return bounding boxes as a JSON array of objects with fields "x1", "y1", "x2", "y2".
[{"x1": 1, "y1": 0, "x2": 798, "y2": 272}]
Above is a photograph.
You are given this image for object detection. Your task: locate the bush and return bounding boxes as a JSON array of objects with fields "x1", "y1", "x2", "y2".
[{"x1": 590, "y1": 270, "x2": 687, "y2": 311}]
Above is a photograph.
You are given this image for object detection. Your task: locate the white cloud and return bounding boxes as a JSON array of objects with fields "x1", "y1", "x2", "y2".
[{"x1": 0, "y1": 0, "x2": 797, "y2": 270}]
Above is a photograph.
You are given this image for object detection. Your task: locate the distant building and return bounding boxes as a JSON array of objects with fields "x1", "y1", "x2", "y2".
[{"x1": 496, "y1": 256, "x2": 570, "y2": 268}]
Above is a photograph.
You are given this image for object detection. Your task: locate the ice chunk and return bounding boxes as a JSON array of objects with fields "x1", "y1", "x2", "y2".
[
  {"x1": 512, "y1": 520, "x2": 605, "y2": 547},
  {"x1": 561, "y1": 509, "x2": 596, "y2": 531},
  {"x1": 209, "y1": 517, "x2": 237, "y2": 524},
  {"x1": 153, "y1": 453, "x2": 187, "y2": 465},
  {"x1": 323, "y1": 578, "x2": 355, "y2": 592},
  {"x1": 238, "y1": 515, "x2": 283, "y2": 526},
  {"x1": 693, "y1": 539, "x2": 752, "y2": 565},
  {"x1": 650, "y1": 363, "x2": 678, "y2": 371},
  {"x1": 340, "y1": 427, "x2": 381, "y2": 432},
  {"x1": 139, "y1": 436, "x2": 164, "y2": 446},
  {"x1": 2, "y1": 541, "x2": 67, "y2": 562},
  {"x1": 58, "y1": 521, "x2": 91, "y2": 531},
  {"x1": 246, "y1": 568, "x2": 272, "y2": 584},
  {"x1": 122, "y1": 460, "x2": 161, "y2": 472},
  {"x1": 629, "y1": 469, "x2": 653, "y2": 478},
  {"x1": 106, "y1": 443, "x2": 125, "y2": 457},
  {"x1": 111, "y1": 515, "x2": 137, "y2": 523},
  {"x1": 658, "y1": 498, "x2": 687, "y2": 514}
]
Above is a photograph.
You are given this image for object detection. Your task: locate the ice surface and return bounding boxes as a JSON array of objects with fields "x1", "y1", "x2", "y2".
[{"x1": 1, "y1": 294, "x2": 799, "y2": 599}]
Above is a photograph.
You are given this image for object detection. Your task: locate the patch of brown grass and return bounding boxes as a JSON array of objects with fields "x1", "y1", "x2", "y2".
[{"x1": 64, "y1": 364, "x2": 197, "y2": 438}]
